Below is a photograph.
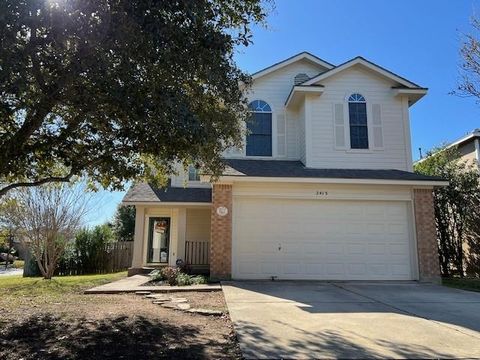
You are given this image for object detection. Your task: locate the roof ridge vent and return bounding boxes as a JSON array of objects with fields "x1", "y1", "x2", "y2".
[{"x1": 294, "y1": 73, "x2": 310, "y2": 85}]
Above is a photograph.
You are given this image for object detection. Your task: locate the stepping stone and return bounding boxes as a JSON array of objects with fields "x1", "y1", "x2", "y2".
[
  {"x1": 176, "y1": 303, "x2": 191, "y2": 310},
  {"x1": 152, "y1": 299, "x2": 170, "y2": 304},
  {"x1": 146, "y1": 294, "x2": 169, "y2": 300},
  {"x1": 135, "y1": 291, "x2": 151, "y2": 295},
  {"x1": 161, "y1": 303, "x2": 179, "y2": 309},
  {"x1": 188, "y1": 308, "x2": 223, "y2": 316},
  {"x1": 170, "y1": 298, "x2": 188, "y2": 303}
]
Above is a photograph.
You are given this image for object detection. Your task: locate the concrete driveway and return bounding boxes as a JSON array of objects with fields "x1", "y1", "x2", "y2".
[{"x1": 222, "y1": 281, "x2": 480, "y2": 359}]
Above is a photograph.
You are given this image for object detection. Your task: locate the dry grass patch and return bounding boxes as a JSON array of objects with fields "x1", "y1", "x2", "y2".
[{"x1": 0, "y1": 273, "x2": 240, "y2": 359}]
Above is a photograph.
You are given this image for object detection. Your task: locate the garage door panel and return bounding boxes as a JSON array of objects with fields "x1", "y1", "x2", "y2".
[{"x1": 233, "y1": 198, "x2": 414, "y2": 280}]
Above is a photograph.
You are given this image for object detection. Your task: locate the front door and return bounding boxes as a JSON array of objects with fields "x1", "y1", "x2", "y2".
[{"x1": 147, "y1": 217, "x2": 170, "y2": 264}]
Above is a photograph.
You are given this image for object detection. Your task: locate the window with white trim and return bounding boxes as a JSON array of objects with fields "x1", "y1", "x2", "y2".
[
  {"x1": 348, "y1": 93, "x2": 369, "y2": 149},
  {"x1": 246, "y1": 100, "x2": 272, "y2": 156},
  {"x1": 188, "y1": 166, "x2": 200, "y2": 181}
]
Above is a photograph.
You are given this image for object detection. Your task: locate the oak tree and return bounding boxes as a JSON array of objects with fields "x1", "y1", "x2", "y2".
[{"x1": 0, "y1": 0, "x2": 268, "y2": 197}]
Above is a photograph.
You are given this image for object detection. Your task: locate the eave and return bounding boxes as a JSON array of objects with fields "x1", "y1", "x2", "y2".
[
  {"x1": 392, "y1": 87, "x2": 428, "y2": 106},
  {"x1": 285, "y1": 85, "x2": 324, "y2": 109}
]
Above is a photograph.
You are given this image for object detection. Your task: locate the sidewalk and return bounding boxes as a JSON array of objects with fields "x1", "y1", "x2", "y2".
[
  {"x1": 0, "y1": 268, "x2": 23, "y2": 277},
  {"x1": 85, "y1": 274, "x2": 221, "y2": 294}
]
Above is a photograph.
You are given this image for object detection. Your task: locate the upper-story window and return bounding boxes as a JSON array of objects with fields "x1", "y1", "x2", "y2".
[
  {"x1": 246, "y1": 100, "x2": 272, "y2": 156},
  {"x1": 188, "y1": 166, "x2": 200, "y2": 181},
  {"x1": 348, "y1": 93, "x2": 369, "y2": 149}
]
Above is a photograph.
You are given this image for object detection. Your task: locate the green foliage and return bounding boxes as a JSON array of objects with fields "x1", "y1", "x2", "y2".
[
  {"x1": 12, "y1": 260, "x2": 24, "y2": 269},
  {"x1": 0, "y1": 0, "x2": 270, "y2": 197},
  {"x1": 149, "y1": 266, "x2": 207, "y2": 286},
  {"x1": 72, "y1": 224, "x2": 115, "y2": 274},
  {"x1": 415, "y1": 146, "x2": 480, "y2": 276},
  {"x1": 148, "y1": 269, "x2": 164, "y2": 282},
  {"x1": 1, "y1": 272, "x2": 127, "y2": 298},
  {"x1": 190, "y1": 275, "x2": 207, "y2": 285},
  {"x1": 175, "y1": 272, "x2": 192, "y2": 286},
  {"x1": 112, "y1": 205, "x2": 135, "y2": 242}
]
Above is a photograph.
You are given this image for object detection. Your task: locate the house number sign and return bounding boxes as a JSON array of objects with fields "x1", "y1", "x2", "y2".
[
  {"x1": 216, "y1": 206, "x2": 228, "y2": 217},
  {"x1": 315, "y1": 191, "x2": 329, "y2": 196}
]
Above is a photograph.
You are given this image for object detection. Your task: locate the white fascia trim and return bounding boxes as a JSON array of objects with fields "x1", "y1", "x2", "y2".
[
  {"x1": 216, "y1": 176, "x2": 448, "y2": 187},
  {"x1": 285, "y1": 85, "x2": 324, "y2": 108},
  {"x1": 392, "y1": 88, "x2": 428, "y2": 106},
  {"x1": 251, "y1": 52, "x2": 334, "y2": 81},
  {"x1": 303, "y1": 58, "x2": 419, "y2": 88},
  {"x1": 475, "y1": 138, "x2": 480, "y2": 163},
  {"x1": 393, "y1": 88, "x2": 428, "y2": 96},
  {"x1": 446, "y1": 132, "x2": 480, "y2": 149},
  {"x1": 122, "y1": 201, "x2": 211, "y2": 206},
  {"x1": 416, "y1": 131, "x2": 480, "y2": 165}
]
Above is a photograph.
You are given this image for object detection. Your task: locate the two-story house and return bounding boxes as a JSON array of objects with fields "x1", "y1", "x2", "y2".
[
  {"x1": 430, "y1": 129, "x2": 480, "y2": 169},
  {"x1": 123, "y1": 52, "x2": 446, "y2": 282}
]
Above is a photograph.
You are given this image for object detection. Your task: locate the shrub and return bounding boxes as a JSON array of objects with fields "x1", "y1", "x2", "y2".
[
  {"x1": 149, "y1": 269, "x2": 164, "y2": 282},
  {"x1": 12, "y1": 260, "x2": 24, "y2": 269},
  {"x1": 74, "y1": 224, "x2": 115, "y2": 274},
  {"x1": 190, "y1": 275, "x2": 207, "y2": 285},
  {"x1": 176, "y1": 272, "x2": 192, "y2": 286},
  {"x1": 161, "y1": 266, "x2": 181, "y2": 286},
  {"x1": 148, "y1": 267, "x2": 208, "y2": 286}
]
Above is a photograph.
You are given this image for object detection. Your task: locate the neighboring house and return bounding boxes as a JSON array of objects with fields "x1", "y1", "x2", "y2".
[
  {"x1": 123, "y1": 52, "x2": 446, "y2": 282},
  {"x1": 420, "y1": 129, "x2": 480, "y2": 169}
]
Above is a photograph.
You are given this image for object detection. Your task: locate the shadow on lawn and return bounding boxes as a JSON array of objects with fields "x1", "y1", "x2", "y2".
[{"x1": 0, "y1": 314, "x2": 228, "y2": 360}]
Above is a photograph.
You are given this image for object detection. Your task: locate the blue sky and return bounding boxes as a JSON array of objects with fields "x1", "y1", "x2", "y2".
[{"x1": 86, "y1": 0, "x2": 480, "y2": 226}]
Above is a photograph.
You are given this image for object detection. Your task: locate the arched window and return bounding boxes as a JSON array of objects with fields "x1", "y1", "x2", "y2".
[
  {"x1": 246, "y1": 100, "x2": 272, "y2": 156},
  {"x1": 348, "y1": 93, "x2": 368, "y2": 149}
]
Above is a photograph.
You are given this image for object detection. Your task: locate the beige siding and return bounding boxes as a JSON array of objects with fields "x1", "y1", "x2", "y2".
[
  {"x1": 186, "y1": 209, "x2": 211, "y2": 242},
  {"x1": 297, "y1": 102, "x2": 306, "y2": 163},
  {"x1": 308, "y1": 66, "x2": 409, "y2": 170},
  {"x1": 458, "y1": 141, "x2": 479, "y2": 169},
  {"x1": 170, "y1": 165, "x2": 211, "y2": 188},
  {"x1": 225, "y1": 59, "x2": 326, "y2": 160}
]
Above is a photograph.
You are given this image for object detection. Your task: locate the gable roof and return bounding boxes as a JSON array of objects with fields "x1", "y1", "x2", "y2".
[
  {"x1": 444, "y1": 129, "x2": 480, "y2": 149},
  {"x1": 251, "y1": 51, "x2": 335, "y2": 80},
  {"x1": 415, "y1": 128, "x2": 480, "y2": 164},
  {"x1": 303, "y1": 56, "x2": 422, "y2": 89}
]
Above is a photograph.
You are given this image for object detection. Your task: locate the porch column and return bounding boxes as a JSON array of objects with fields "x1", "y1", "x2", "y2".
[
  {"x1": 210, "y1": 184, "x2": 233, "y2": 279},
  {"x1": 128, "y1": 205, "x2": 145, "y2": 276},
  {"x1": 413, "y1": 188, "x2": 441, "y2": 283}
]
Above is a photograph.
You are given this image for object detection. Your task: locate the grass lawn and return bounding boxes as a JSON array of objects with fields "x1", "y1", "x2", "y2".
[
  {"x1": 0, "y1": 271, "x2": 127, "y2": 300},
  {"x1": 443, "y1": 277, "x2": 480, "y2": 292},
  {"x1": 0, "y1": 272, "x2": 239, "y2": 360}
]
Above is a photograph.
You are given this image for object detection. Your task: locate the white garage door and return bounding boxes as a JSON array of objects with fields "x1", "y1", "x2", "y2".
[{"x1": 232, "y1": 198, "x2": 415, "y2": 280}]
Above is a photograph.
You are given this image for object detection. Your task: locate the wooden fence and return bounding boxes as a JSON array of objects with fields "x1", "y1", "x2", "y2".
[
  {"x1": 56, "y1": 241, "x2": 134, "y2": 276},
  {"x1": 185, "y1": 241, "x2": 209, "y2": 266}
]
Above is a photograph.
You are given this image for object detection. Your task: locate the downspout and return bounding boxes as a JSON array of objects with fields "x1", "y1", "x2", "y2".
[{"x1": 475, "y1": 138, "x2": 480, "y2": 169}]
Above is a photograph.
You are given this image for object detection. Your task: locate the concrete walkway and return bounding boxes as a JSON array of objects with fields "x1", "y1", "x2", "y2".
[
  {"x1": 85, "y1": 275, "x2": 221, "y2": 294},
  {"x1": 222, "y1": 281, "x2": 480, "y2": 359},
  {"x1": 0, "y1": 268, "x2": 23, "y2": 277}
]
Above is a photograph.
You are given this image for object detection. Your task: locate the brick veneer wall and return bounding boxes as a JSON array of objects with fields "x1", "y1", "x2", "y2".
[
  {"x1": 414, "y1": 188, "x2": 441, "y2": 283},
  {"x1": 210, "y1": 184, "x2": 233, "y2": 279}
]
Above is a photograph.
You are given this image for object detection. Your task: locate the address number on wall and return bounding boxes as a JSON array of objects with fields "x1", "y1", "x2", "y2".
[{"x1": 216, "y1": 206, "x2": 228, "y2": 216}]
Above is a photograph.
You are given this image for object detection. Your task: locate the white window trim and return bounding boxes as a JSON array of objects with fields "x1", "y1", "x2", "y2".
[
  {"x1": 244, "y1": 98, "x2": 276, "y2": 158},
  {"x1": 344, "y1": 92, "x2": 374, "y2": 153},
  {"x1": 143, "y1": 213, "x2": 176, "y2": 267}
]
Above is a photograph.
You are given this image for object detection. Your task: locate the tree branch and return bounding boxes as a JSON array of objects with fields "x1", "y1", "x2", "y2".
[{"x1": 0, "y1": 173, "x2": 74, "y2": 198}]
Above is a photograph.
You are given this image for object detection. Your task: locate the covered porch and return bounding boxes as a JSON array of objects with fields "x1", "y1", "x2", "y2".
[
  {"x1": 129, "y1": 205, "x2": 211, "y2": 275},
  {"x1": 122, "y1": 182, "x2": 213, "y2": 276}
]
